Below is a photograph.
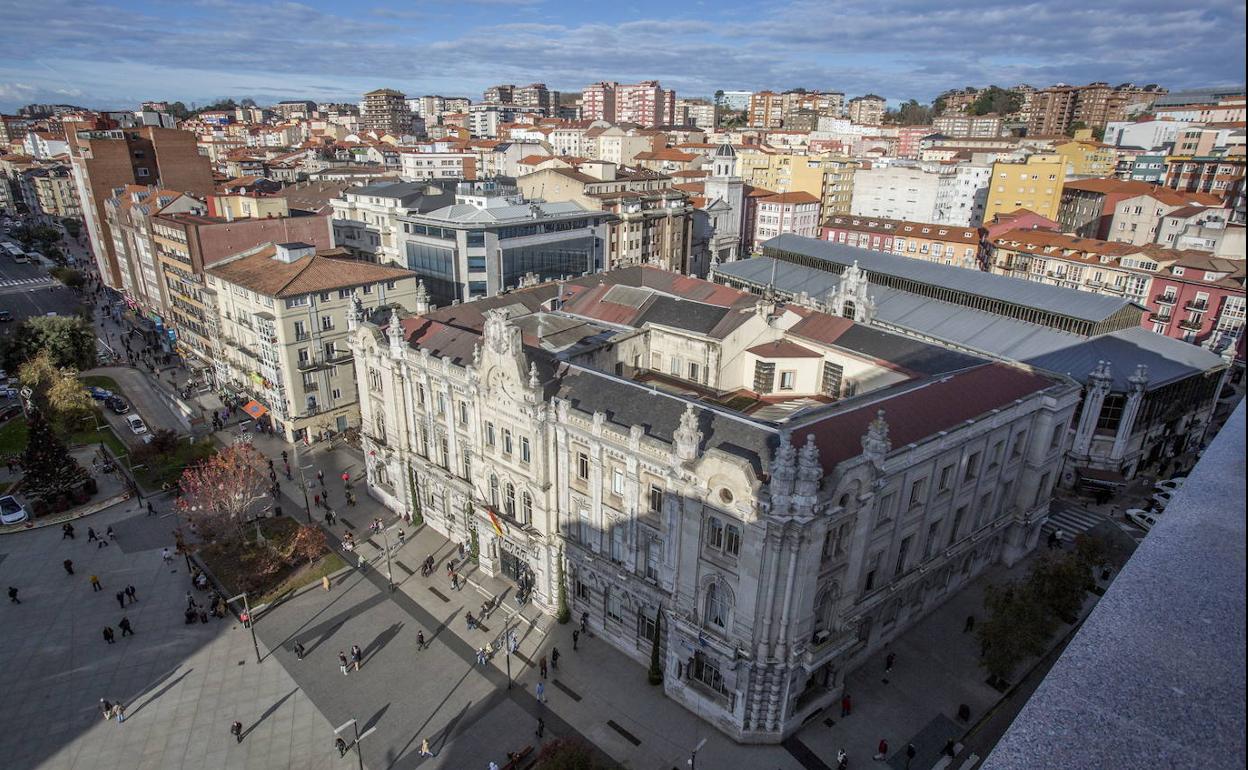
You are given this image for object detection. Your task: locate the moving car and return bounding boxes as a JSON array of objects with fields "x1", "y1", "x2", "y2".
[
  {"x1": 86, "y1": 386, "x2": 113, "y2": 401},
  {"x1": 1124, "y1": 509, "x2": 1160, "y2": 532},
  {"x1": 125, "y1": 414, "x2": 148, "y2": 435},
  {"x1": 106, "y1": 395, "x2": 130, "y2": 414},
  {"x1": 0, "y1": 495, "x2": 28, "y2": 525}
]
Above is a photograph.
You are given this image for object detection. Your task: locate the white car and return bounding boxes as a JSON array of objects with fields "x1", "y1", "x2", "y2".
[
  {"x1": 1125, "y1": 508, "x2": 1160, "y2": 532},
  {"x1": 0, "y1": 495, "x2": 28, "y2": 525},
  {"x1": 1151, "y1": 490, "x2": 1176, "y2": 509},
  {"x1": 125, "y1": 414, "x2": 148, "y2": 435},
  {"x1": 1154, "y1": 477, "x2": 1186, "y2": 493}
]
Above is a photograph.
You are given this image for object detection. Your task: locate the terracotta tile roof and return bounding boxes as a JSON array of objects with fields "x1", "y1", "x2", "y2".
[
  {"x1": 745, "y1": 340, "x2": 823, "y2": 358},
  {"x1": 759, "y1": 191, "x2": 819, "y2": 205},
  {"x1": 1062, "y1": 178, "x2": 1158, "y2": 195},
  {"x1": 207, "y1": 245, "x2": 415, "y2": 298}
]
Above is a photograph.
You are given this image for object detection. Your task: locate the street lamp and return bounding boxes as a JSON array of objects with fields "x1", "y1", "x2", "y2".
[
  {"x1": 376, "y1": 524, "x2": 397, "y2": 592},
  {"x1": 334, "y1": 718, "x2": 377, "y2": 770},
  {"x1": 688, "y1": 738, "x2": 706, "y2": 769},
  {"x1": 504, "y1": 626, "x2": 519, "y2": 690},
  {"x1": 229, "y1": 591, "x2": 262, "y2": 664},
  {"x1": 289, "y1": 443, "x2": 313, "y2": 523}
]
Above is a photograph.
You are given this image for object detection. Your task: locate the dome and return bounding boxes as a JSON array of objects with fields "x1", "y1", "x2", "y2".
[{"x1": 714, "y1": 142, "x2": 736, "y2": 158}]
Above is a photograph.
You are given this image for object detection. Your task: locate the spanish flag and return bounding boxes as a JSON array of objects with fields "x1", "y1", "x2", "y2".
[{"x1": 486, "y1": 507, "x2": 505, "y2": 537}]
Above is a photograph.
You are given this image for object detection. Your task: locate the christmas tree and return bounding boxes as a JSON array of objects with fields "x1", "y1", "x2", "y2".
[{"x1": 20, "y1": 407, "x2": 89, "y2": 503}]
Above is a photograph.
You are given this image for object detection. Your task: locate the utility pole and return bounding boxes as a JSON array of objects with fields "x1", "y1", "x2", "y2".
[
  {"x1": 230, "y1": 592, "x2": 261, "y2": 664},
  {"x1": 688, "y1": 738, "x2": 706, "y2": 770},
  {"x1": 334, "y1": 718, "x2": 376, "y2": 770}
]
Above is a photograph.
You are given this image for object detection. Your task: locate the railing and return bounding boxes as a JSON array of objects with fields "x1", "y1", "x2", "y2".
[
  {"x1": 1179, "y1": 318, "x2": 1204, "y2": 331},
  {"x1": 1184, "y1": 300, "x2": 1208, "y2": 312},
  {"x1": 1154, "y1": 293, "x2": 1177, "y2": 305},
  {"x1": 1148, "y1": 312, "x2": 1172, "y2": 323},
  {"x1": 294, "y1": 331, "x2": 311, "y2": 342}
]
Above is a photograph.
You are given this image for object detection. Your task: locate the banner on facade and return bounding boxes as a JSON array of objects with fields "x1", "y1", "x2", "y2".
[{"x1": 486, "y1": 506, "x2": 505, "y2": 537}]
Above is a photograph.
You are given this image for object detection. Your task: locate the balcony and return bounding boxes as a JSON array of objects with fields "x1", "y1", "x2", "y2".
[
  {"x1": 1184, "y1": 299, "x2": 1209, "y2": 312},
  {"x1": 1179, "y1": 318, "x2": 1204, "y2": 331},
  {"x1": 1154, "y1": 293, "x2": 1178, "y2": 306},
  {"x1": 1148, "y1": 312, "x2": 1172, "y2": 323}
]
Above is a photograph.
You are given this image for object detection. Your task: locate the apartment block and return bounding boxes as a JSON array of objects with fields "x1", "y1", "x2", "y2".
[
  {"x1": 847, "y1": 95, "x2": 887, "y2": 125},
  {"x1": 982, "y1": 153, "x2": 1067, "y2": 221},
  {"x1": 360, "y1": 88, "x2": 413, "y2": 136},
  {"x1": 822, "y1": 214, "x2": 985, "y2": 269}
]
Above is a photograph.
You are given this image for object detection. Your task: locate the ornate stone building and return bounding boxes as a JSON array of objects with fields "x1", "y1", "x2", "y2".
[{"x1": 348, "y1": 267, "x2": 1078, "y2": 742}]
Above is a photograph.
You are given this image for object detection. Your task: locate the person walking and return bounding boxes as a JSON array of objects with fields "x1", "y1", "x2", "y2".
[
  {"x1": 335, "y1": 737, "x2": 348, "y2": 757},
  {"x1": 874, "y1": 738, "x2": 889, "y2": 761},
  {"x1": 905, "y1": 743, "x2": 917, "y2": 769},
  {"x1": 841, "y1": 693, "x2": 852, "y2": 717},
  {"x1": 102, "y1": 626, "x2": 115, "y2": 644},
  {"x1": 351, "y1": 644, "x2": 362, "y2": 671},
  {"x1": 87, "y1": 527, "x2": 98, "y2": 543},
  {"x1": 885, "y1": 652, "x2": 896, "y2": 674},
  {"x1": 99, "y1": 699, "x2": 113, "y2": 720},
  {"x1": 837, "y1": 749, "x2": 849, "y2": 770},
  {"x1": 416, "y1": 630, "x2": 425, "y2": 651},
  {"x1": 580, "y1": 612, "x2": 589, "y2": 633},
  {"x1": 62, "y1": 522, "x2": 75, "y2": 539},
  {"x1": 125, "y1": 585, "x2": 137, "y2": 603},
  {"x1": 539, "y1": 656, "x2": 548, "y2": 679},
  {"x1": 118, "y1": 616, "x2": 134, "y2": 637},
  {"x1": 476, "y1": 648, "x2": 487, "y2": 666},
  {"x1": 550, "y1": 647, "x2": 560, "y2": 670},
  {"x1": 230, "y1": 720, "x2": 243, "y2": 743},
  {"x1": 571, "y1": 629, "x2": 579, "y2": 650},
  {"x1": 535, "y1": 681, "x2": 546, "y2": 703},
  {"x1": 90, "y1": 575, "x2": 102, "y2": 592},
  {"x1": 964, "y1": 615, "x2": 975, "y2": 633},
  {"x1": 63, "y1": 559, "x2": 74, "y2": 575},
  {"x1": 338, "y1": 651, "x2": 349, "y2": 676},
  {"x1": 317, "y1": 469, "x2": 324, "y2": 485},
  {"x1": 106, "y1": 526, "x2": 116, "y2": 541},
  {"x1": 114, "y1": 702, "x2": 126, "y2": 723},
  {"x1": 419, "y1": 738, "x2": 433, "y2": 757},
  {"x1": 115, "y1": 591, "x2": 126, "y2": 610},
  {"x1": 294, "y1": 641, "x2": 306, "y2": 660},
  {"x1": 161, "y1": 548, "x2": 172, "y2": 564},
  {"x1": 536, "y1": 717, "x2": 545, "y2": 738},
  {"x1": 450, "y1": 572, "x2": 459, "y2": 591},
  {"x1": 8, "y1": 586, "x2": 19, "y2": 604},
  {"x1": 147, "y1": 501, "x2": 155, "y2": 516}
]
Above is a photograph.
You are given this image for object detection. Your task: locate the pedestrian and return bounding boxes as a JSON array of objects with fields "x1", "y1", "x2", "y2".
[
  {"x1": 317, "y1": 469, "x2": 324, "y2": 484},
  {"x1": 115, "y1": 591, "x2": 126, "y2": 610},
  {"x1": 342, "y1": 472, "x2": 350, "y2": 486},
  {"x1": 419, "y1": 738, "x2": 433, "y2": 757},
  {"x1": 536, "y1": 681, "x2": 546, "y2": 703},
  {"x1": 466, "y1": 612, "x2": 477, "y2": 630},
  {"x1": 7, "y1": 586, "x2": 19, "y2": 604},
  {"x1": 231, "y1": 720, "x2": 243, "y2": 743},
  {"x1": 62, "y1": 522, "x2": 75, "y2": 539},
  {"x1": 147, "y1": 501, "x2": 155, "y2": 516},
  {"x1": 161, "y1": 547, "x2": 172, "y2": 564},
  {"x1": 451, "y1": 572, "x2": 459, "y2": 590},
  {"x1": 63, "y1": 559, "x2": 74, "y2": 575},
  {"x1": 539, "y1": 656, "x2": 548, "y2": 679},
  {"x1": 580, "y1": 611, "x2": 589, "y2": 633},
  {"x1": 97, "y1": 535, "x2": 109, "y2": 549},
  {"x1": 458, "y1": 542, "x2": 466, "y2": 560},
  {"x1": 905, "y1": 743, "x2": 917, "y2": 768},
  {"x1": 550, "y1": 647, "x2": 560, "y2": 670},
  {"x1": 126, "y1": 585, "x2": 137, "y2": 603},
  {"x1": 90, "y1": 575, "x2": 102, "y2": 592},
  {"x1": 335, "y1": 737, "x2": 348, "y2": 757},
  {"x1": 476, "y1": 648, "x2": 487, "y2": 666},
  {"x1": 874, "y1": 738, "x2": 889, "y2": 761},
  {"x1": 102, "y1": 626, "x2": 115, "y2": 644},
  {"x1": 351, "y1": 644, "x2": 362, "y2": 671},
  {"x1": 885, "y1": 652, "x2": 896, "y2": 674},
  {"x1": 416, "y1": 630, "x2": 425, "y2": 650},
  {"x1": 964, "y1": 615, "x2": 975, "y2": 633},
  {"x1": 88, "y1": 527, "x2": 99, "y2": 542},
  {"x1": 942, "y1": 739, "x2": 957, "y2": 758},
  {"x1": 837, "y1": 749, "x2": 849, "y2": 770},
  {"x1": 338, "y1": 651, "x2": 349, "y2": 676},
  {"x1": 571, "y1": 629, "x2": 579, "y2": 650},
  {"x1": 348, "y1": 492, "x2": 356, "y2": 507},
  {"x1": 841, "y1": 693, "x2": 852, "y2": 717},
  {"x1": 294, "y1": 641, "x2": 305, "y2": 660},
  {"x1": 107, "y1": 526, "x2": 116, "y2": 540},
  {"x1": 313, "y1": 493, "x2": 320, "y2": 508},
  {"x1": 536, "y1": 717, "x2": 545, "y2": 738},
  {"x1": 99, "y1": 698, "x2": 113, "y2": 719},
  {"x1": 114, "y1": 702, "x2": 126, "y2": 723}
]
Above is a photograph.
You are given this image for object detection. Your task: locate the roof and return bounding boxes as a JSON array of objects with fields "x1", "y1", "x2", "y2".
[
  {"x1": 206, "y1": 245, "x2": 415, "y2": 298},
  {"x1": 760, "y1": 191, "x2": 820, "y2": 205},
  {"x1": 715, "y1": 256, "x2": 1225, "y2": 390},
  {"x1": 763, "y1": 234, "x2": 1136, "y2": 324},
  {"x1": 418, "y1": 199, "x2": 597, "y2": 225},
  {"x1": 1062, "y1": 178, "x2": 1158, "y2": 196},
  {"x1": 745, "y1": 340, "x2": 824, "y2": 359}
]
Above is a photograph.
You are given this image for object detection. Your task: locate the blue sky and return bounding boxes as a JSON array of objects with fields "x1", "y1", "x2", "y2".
[{"x1": 0, "y1": 0, "x2": 1244, "y2": 111}]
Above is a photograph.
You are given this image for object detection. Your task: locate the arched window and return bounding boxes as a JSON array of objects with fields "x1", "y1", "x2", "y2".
[
  {"x1": 489, "y1": 475, "x2": 499, "y2": 508},
  {"x1": 504, "y1": 482, "x2": 516, "y2": 517},
  {"x1": 521, "y1": 492, "x2": 533, "y2": 525},
  {"x1": 705, "y1": 582, "x2": 729, "y2": 628},
  {"x1": 841, "y1": 300, "x2": 856, "y2": 319}
]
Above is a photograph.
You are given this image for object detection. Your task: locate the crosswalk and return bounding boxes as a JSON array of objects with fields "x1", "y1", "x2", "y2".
[
  {"x1": 1042, "y1": 504, "x2": 1107, "y2": 538},
  {"x1": 0, "y1": 276, "x2": 54, "y2": 290}
]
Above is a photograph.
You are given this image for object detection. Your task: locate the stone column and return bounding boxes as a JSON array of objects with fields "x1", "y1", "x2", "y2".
[
  {"x1": 1072, "y1": 361, "x2": 1112, "y2": 457},
  {"x1": 1111, "y1": 365, "x2": 1149, "y2": 462}
]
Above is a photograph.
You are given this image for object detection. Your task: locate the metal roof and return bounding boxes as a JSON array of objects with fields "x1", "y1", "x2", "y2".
[
  {"x1": 715, "y1": 257, "x2": 1225, "y2": 390},
  {"x1": 762, "y1": 234, "x2": 1140, "y2": 324}
]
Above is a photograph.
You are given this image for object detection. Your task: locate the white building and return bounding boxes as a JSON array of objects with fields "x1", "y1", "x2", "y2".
[
  {"x1": 330, "y1": 181, "x2": 457, "y2": 263},
  {"x1": 1103, "y1": 120, "x2": 1196, "y2": 150},
  {"x1": 851, "y1": 161, "x2": 990, "y2": 226},
  {"x1": 349, "y1": 265, "x2": 1077, "y2": 743}
]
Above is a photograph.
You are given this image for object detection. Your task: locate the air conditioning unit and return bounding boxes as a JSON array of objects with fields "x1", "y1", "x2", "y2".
[{"x1": 813, "y1": 629, "x2": 831, "y2": 645}]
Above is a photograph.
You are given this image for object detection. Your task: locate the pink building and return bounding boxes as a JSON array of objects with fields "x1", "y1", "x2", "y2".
[
  {"x1": 894, "y1": 126, "x2": 934, "y2": 159},
  {"x1": 753, "y1": 191, "x2": 820, "y2": 249},
  {"x1": 1145, "y1": 252, "x2": 1245, "y2": 356},
  {"x1": 614, "y1": 81, "x2": 675, "y2": 128},
  {"x1": 581, "y1": 82, "x2": 617, "y2": 122}
]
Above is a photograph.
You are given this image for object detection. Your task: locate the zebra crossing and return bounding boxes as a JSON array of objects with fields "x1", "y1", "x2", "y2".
[
  {"x1": 1042, "y1": 504, "x2": 1107, "y2": 537},
  {"x1": 0, "y1": 276, "x2": 54, "y2": 290}
]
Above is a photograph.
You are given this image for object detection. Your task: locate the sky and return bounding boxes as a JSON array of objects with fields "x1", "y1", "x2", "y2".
[{"x1": 0, "y1": 0, "x2": 1244, "y2": 112}]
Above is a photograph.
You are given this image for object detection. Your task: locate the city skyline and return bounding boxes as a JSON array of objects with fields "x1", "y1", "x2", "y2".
[{"x1": 1, "y1": 0, "x2": 1244, "y2": 111}]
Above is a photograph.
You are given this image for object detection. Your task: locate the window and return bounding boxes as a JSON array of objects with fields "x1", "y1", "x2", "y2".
[
  {"x1": 646, "y1": 540, "x2": 660, "y2": 580},
  {"x1": 753, "y1": 361, "x2": 775, "y2": 393},
  {"x1": 610, "y1": 525, "x2": 626, "y2": 563},
  {"x1": 502, "y1": 429, "x2": 513, "y2": 455},
  {"x1": 436, "y1": 392, "x2": 446, "y2": 416},
  {"x1": 461, "y1": 452, "x2": 471, "y2": 480},
  {"x1": 520, "y1": 437, "x2": 531, "y2": 464},
  {"x1": 649, "y1": 484, "x2": 663, "y2": 513},
  {"x1": 704, "y1": 583, "x2": 728, "y2": 627},
  {"x1": 489, "y1": 475, "x2": 499, "y2": 507},
  {"x1": 949, "y1": 506, "x2": 966, "y2": 546},
  {"x1": 297, "y1": 347, "x2": 310, "y2": 364},
  {"x1": 486, "y1": 422, "x2": 496, "y2": 447},
  {"x1": 876, "y1": 492, "x2": 895, "y2": 527},
  {"x1": 1011, "y1": 431, "x2": 1027, "y2": 459},
  {"x1": 688, "y1": 362, "x2": 700, "y2": 382},
  {"x1": 637, "y1": 608, "x2": 658, "y2": 642},
  {"x1": 458, "y1": 401, "x2": 468, "y2": 425},
  {"x1": 937, "y1": 464, "x2": 953, "y2": 493},
  {"x1": 577, "y1": 452, "x2": 590, "y2": 480},
  {"x1": 964, "y1": 452, "x2": 981, "y2": 481},
  {"x1": 521, "y1": 492, "x2": 532, "y2": 525},
  {"x1": 692, "y1": 651, "x2": 727, "y2": 694},
  {"x1": 1096, "y1": 394, "x2": 1126, "y2": 432},
  {"x1": 821, "y1": 360, "x2": 844, "y2": 398},
  {"x1": 575, "y1": 579, "x2": 591, "y2": 601},
  {"x1": 606, "y1": 590, "x2": 624, "y2": 622},
  {"x1": 924, "y1": 521, "x2": 942, "y2": 559},
  {"x1": 706, "y1": 517, "x2": 724, "y2": 549},
  {"x1": 724, "y1": 523, "x2": 742, "y2": 557},
  {"x1": 612, "y1": 469, "x2": 625, "y2": 495},
  {"x1": 367, "y1": 367, "x2": 383, "y2": 393},
  {"x1": 894, "y1": 536, "x2": 912, "y2": 576},
  {"x1": 1049, "y1": 422, "x2": 1065, "y2": 451},
  {"x1": 320, "y1": 315, "x2": 334, "y2": 331},
  {"x1": 779, "y1": 370, "x2": 796, "y2": 390},
  {"x1": 863, "y1": 552, "x2": 882, "y2": 592},
  {"x1": 293, "y1": 320, "x2": 307, "y2": 340},
  {"x1": 1034, "y1": 472, "x2": 1051, "y2": 507},
  {"x1": 909, "y1": 479, "x2": 926, "y2": 507}
]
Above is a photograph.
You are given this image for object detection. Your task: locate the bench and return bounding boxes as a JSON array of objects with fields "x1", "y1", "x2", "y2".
[{"x1": 501, "y1": 744, "x2": 533, "y2": 770}]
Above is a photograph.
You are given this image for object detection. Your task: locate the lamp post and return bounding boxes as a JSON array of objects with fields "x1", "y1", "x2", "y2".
[
  {"x1": 229, "y1": 591, "x2": 262, "y2": 664},
  {"x1": 290, "y1": 442, "x2": 313, "y2": 524},
  {"x1": 378, "y1": 524, "x2": 396, "y2": 592},
  {"x1": 688, "y1": 738, "x2": 706, "y2": 770},
  {"x1": 334, "y1": 718, "x2": 376, "y2": 770}
]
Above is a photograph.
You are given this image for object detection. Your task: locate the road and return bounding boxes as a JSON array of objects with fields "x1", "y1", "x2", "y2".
[
  {"x1": 0, "y1": 238, "x2": 83, "y2": 330},
  {"x1": 86, "y1": 365, "x2": 190, "y2": 443}
]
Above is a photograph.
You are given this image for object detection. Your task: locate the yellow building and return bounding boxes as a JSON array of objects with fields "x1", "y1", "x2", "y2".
[
  {"x1": 1054, "y1": 139, "x2": 1118, "y2": 177},
  {"x1": 983, "y1": 153, "x2": 1067, "y2": 221},
  {"x1": 736, "y1": 150, "x2": 858, "y2": 220},
  {"x1": 209, "y1": 192, "x2": 290, "y2": 220}
]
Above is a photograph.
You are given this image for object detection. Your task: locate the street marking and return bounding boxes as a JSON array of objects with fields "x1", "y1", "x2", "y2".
[
  {"x1": 428, "y1": 586, "x2": 451, "y2": 603},
  {"x1": 551, "y1": 679, "x2": 582, "y2": 702},
  {"x1": 395, "y1": 560, "x2": 414, "y2": 576},
  {"x1": 606, "y1": 720, "x2": 641, "y2": 746}
]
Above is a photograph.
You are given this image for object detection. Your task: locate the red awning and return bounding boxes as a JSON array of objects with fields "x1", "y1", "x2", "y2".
[{"x1": 242, "y1": 400, "x2": 268, "y2": 419}]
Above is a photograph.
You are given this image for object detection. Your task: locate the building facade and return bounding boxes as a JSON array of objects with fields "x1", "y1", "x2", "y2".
[
  {"x1": 847, "y1": 96, "x2": 886, "y2": 125},
  {"x1": 982, "y1": 154, "x2": 1067, "y2": 222},
  {"x1": 851, "y1": 161, "x2": 990, "y2": 227},
  {"x1": 822, "y1": 215, "x2": 985, "y2": 269},
  {"x1": 349, "y1": 266, "x2": 1077, "y2": 744},
  {"x1": 753, "y1": 191, "x2": 819, "y2": 248},
  {"x1": 360, "y1": 89, "x2": 413, "y2": 136}
]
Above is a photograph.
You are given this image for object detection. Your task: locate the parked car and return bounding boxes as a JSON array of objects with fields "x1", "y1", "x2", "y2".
[
  {"x1": 106, "y1": 396, "x2": 130, "y2": 414},
  {"x1": 86, "y1": 386, "x2": 113, "y2": 400},
  {"x1": 1124, "y1": 508, "x2": 1160, "y2": 532},
  {"x1": 0, "y1": 495, "x2": 28, "y2": 525},
  {"x1": 1154, "y1": 477, "x2": 1186, "y2": 493},
  {"x1": 0, "y1": 309, "x2": 12, "y2": 321},
  {"x1": 125, "y1": 414, "x2": 148, "y2": 435},
  {"x1": 1151, "y1": 490, "x2": 1176, "y2": 509}
]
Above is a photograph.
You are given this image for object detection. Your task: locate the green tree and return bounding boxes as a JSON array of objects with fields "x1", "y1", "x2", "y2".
[
  {"x1": 19, "y1": 406, "x2": 90, "y2": 505},
  {"x1": 535, "y1": 738, "x2": 598, "y2": 770},
  {"x1": 18, "y1": 351, "x2": 92, "y2": 433},
  {"x1": 556, "y1": 545, "x2": 571, "y2": 624},
  {"x1": 889, "y1": 99, "x2": 933, "y2": 125},
  {"x1": 50, "y1": 266, "x2": 84, "y2": 290},
  {"x1": 31, "y1": 225, "x2": 61, "y2": 244},
  {"x1": 975, "y1": 579, "x2": 1056, "y2": 686},
  {"x1": 1029, "y1": 552, "x2": 1092, "y2": 625},
  {"x1": 970, "y1": 86, "x2": 1023, "y2": 116},
  {"x1": 647, "y1": 612, "x2": 664, "y2": 685},
  {"x1": 61, "y1": 218, "x2": 81, "y2": 238},
  {"x1": 1, "y1": 315, "x2": 97, "y2": 371}
]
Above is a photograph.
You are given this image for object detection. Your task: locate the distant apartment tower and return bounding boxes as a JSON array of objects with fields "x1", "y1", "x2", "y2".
[
  {"x1": 847, "y1": 95, "x2": 887, "y2": 125},
  {"x1": 581, "y1": 82, "x2": 618, "y2": 122},
  {"x1": 516, "y1": 84, "x2": 557, "y2": 113},
  {"x1": 932, "y1": 114, "x2": 1005, "y2": 139},
  {"x1": 65, "y1": 121, "x2": 214, "y2": 288},
  {"x1": 615, "y1": 81, "x2": 675, "y2": 127},
  {"x1": 1026, "y1": 82, "x2": 1166, "y2": 135},
  {"x1": 483, "y1": 84, "x2": 515, "y2": 104},
  {"x1": 359, "y1": 88, "x2": 412, "y2": 136},
  {"x1": 716, "y1": 90, "x2": 753, "y2": 111},
  {"x1": 674, "y1": 99, "x2": 716, "y2": 129}
]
